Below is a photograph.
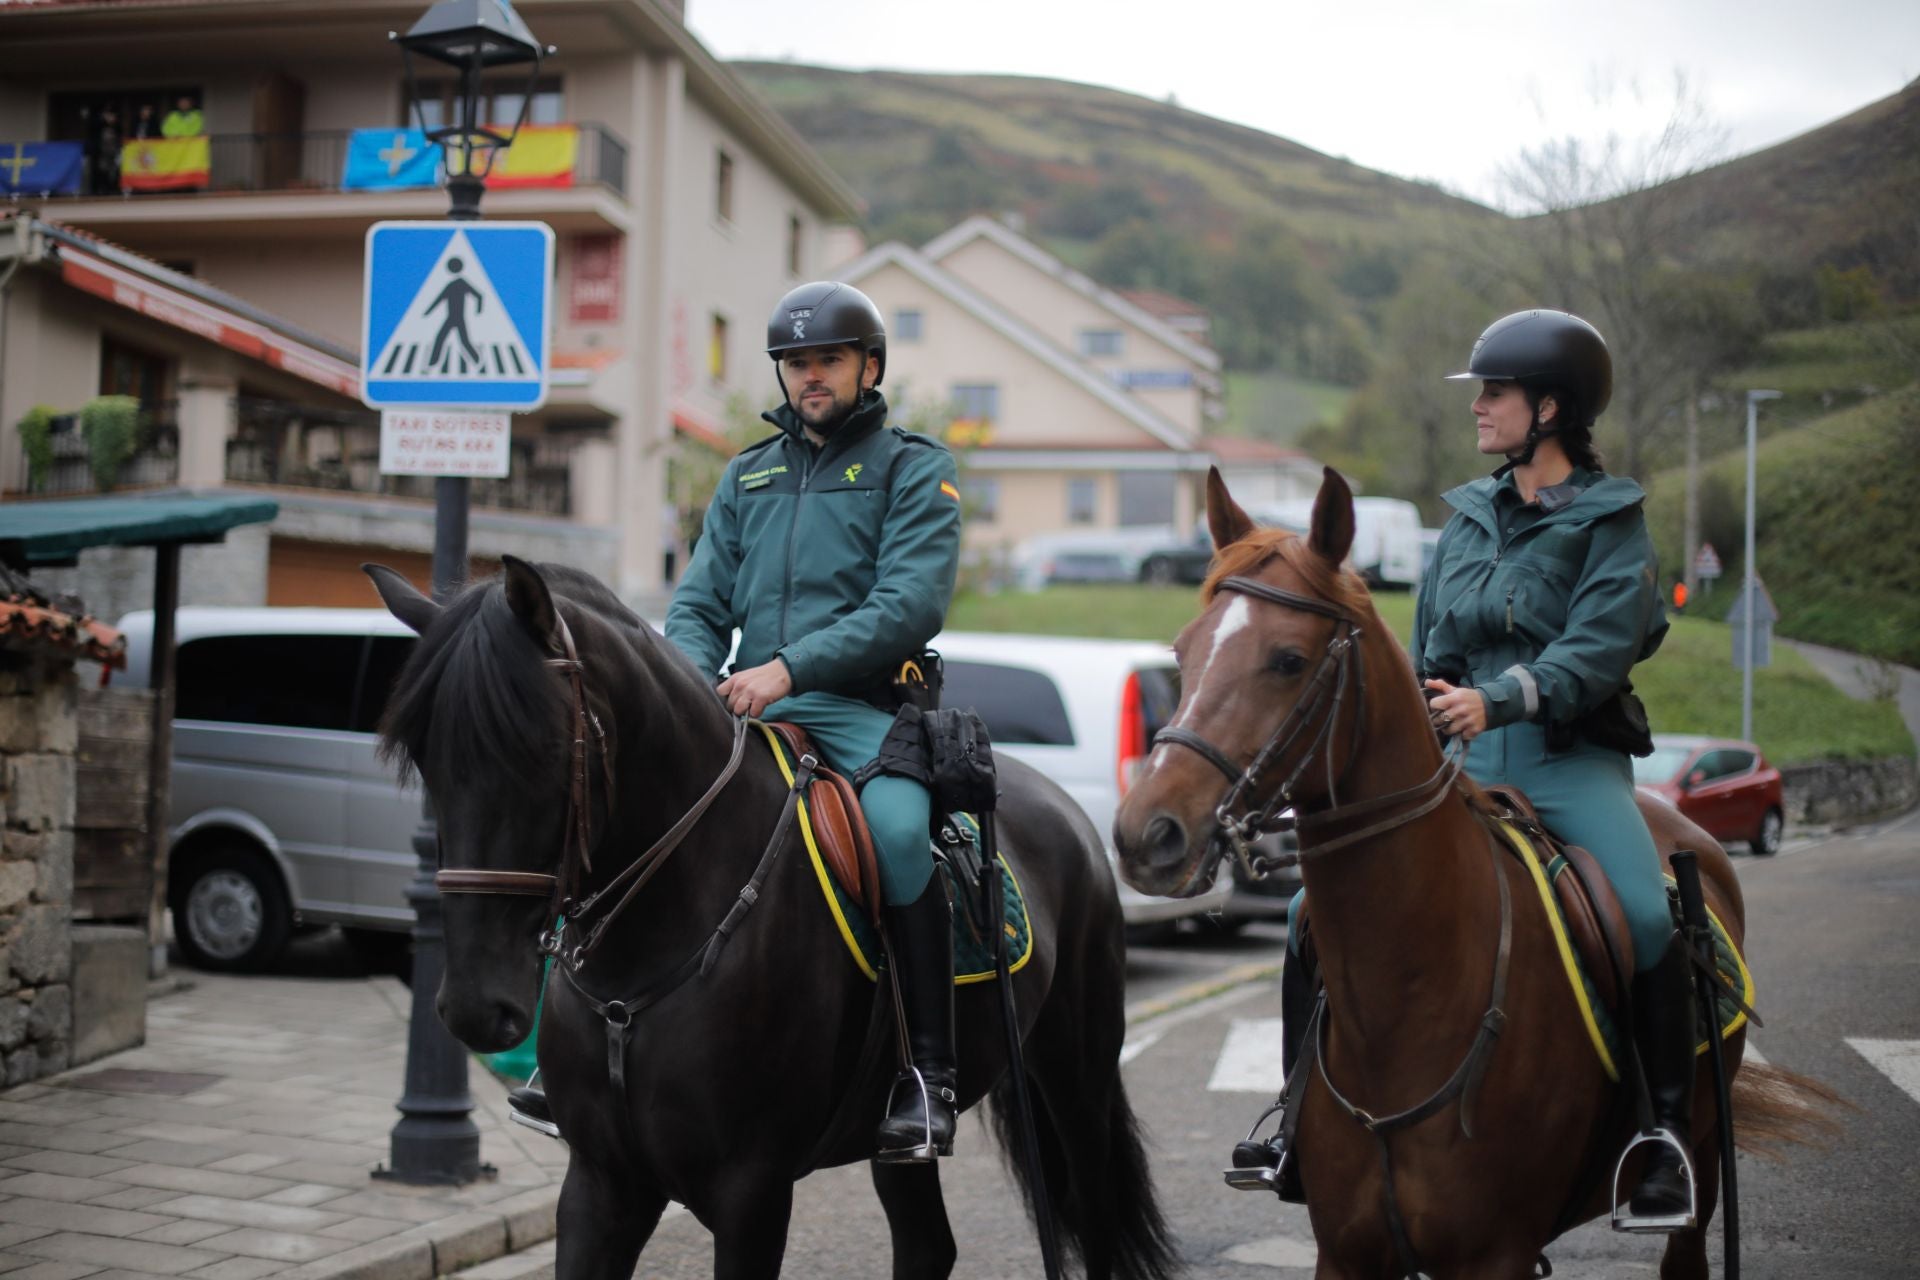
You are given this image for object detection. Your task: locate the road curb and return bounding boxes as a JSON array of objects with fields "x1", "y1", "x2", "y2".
[{"x1": 290, "y1": 1185, "x2": 560, "y2": 1280}]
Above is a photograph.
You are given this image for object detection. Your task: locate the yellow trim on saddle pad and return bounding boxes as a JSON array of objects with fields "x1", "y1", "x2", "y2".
[
  {"x1": 753, "y1": 722, "x2": 1034, "y2": 985},
  {"x1": 1499, "y1": 820, "x2": 1621, "y2": 1082},
  {"x1": 1665, "y1": 873, "x2": 1758, "y2": 1056}
]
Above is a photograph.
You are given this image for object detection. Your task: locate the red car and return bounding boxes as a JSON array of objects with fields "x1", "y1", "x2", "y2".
[{"x1": 1632, "y1": 734, "x2": 1785, "y2": 856}]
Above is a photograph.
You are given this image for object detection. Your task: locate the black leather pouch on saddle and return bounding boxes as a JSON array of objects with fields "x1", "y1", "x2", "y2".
[
  {"x1": 924, "y1": 707, "x2": 998, "y2": 818},
  {"x1": 1548, "y1": 683, "x2": 1655, "y2": 758}
]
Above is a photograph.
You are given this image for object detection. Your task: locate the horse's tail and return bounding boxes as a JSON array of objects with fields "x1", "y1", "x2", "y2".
[
  {"x1": 1730, "y1": 1059, "x2": 1848, "y2": 1158},
  {"x1": 988, "y1": 1069, "x2": 1178, "y2": 1280}
]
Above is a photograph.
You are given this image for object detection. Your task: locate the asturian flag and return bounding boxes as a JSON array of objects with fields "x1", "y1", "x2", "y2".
[
  {"x1": 0, "y1": 141, "x2": 84, "y2": 196},
  {"x1": 342, "y1": 128, "x2": 442, "y2": 191}
]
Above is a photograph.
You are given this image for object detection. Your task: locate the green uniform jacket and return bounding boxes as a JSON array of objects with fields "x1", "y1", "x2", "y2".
[
  {"x1": 665, "y1": 392, "x2": 962, "y2": 696},
  {"x1": 1413, "y1": 468, "x2": 1668, "y2": 732}
]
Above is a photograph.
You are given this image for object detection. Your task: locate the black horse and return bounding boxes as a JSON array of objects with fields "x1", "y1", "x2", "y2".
[{"x1": 368, "y1": 558, "x2": 1173, "y2": 1280}]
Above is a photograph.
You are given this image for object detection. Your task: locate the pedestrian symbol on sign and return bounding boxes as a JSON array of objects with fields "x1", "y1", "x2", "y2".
[{"x1": 361, "y1": 220, "x2": 553, "y2": 410}]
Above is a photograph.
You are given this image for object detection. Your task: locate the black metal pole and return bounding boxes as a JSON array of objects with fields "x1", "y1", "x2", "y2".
[{"x1": 381, "y1": 153, "x2": 482, "y2": 1188}]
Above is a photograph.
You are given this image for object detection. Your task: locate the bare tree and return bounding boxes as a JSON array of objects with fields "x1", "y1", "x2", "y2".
[{"x1": 1483, "y1": 72, "x2": 1734, "y2": 479}]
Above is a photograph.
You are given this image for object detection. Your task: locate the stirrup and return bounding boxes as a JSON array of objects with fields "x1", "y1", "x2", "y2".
[
  {"x1": 1223, "y1": 1098, "x2": 1290, "y2": 1192},
  {"x1": 1609, "y1": 1129, "x2": 1697, "y2": 1233},
  {"x1": 506, "y1": 1075, "x2": 561, "y2": 1141},
  {"x1": 875, "y1": 1066, "x2": 955, "y2": 1164}
]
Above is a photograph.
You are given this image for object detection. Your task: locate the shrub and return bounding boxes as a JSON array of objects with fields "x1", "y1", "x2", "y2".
[
  {"x1": 16, "y1": 405, "x2": 59, "y2": 492},
  {"x1": 79, "y1": 395, "x2": 142, "y2": 492}
]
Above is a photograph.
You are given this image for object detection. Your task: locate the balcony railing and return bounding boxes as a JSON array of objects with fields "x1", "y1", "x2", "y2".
[
  {"x1": 15, "y1": 402, "x2": 179, "y2": 496},
  {"x1": 225, "y1": 397, "x2": 577, "y2": 517},
  {"x1": 16, "y1": 123, "x2": 628, "y2": 202}
]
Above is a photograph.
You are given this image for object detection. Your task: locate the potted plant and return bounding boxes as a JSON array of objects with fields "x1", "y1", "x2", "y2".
[
  {"x1": 16, "y1": 404, "x2": 59, "y2": 493},
  {"x1": 80, "y1": 395, "x2": 141, "y2": 492}
]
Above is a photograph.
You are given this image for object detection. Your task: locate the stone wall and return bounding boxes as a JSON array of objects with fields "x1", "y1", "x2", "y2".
[
  {"x1": 1782, "y1": 756, "x2": 1919, "y2": 827},
  {"x1": 0, "y1": 654, "x2": 77, "y2": 1085}
]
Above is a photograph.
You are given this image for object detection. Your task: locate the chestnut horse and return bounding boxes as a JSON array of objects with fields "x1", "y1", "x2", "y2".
[{"x1": 1115, "y1": 468, "x2": 1820, "y2": 1280}]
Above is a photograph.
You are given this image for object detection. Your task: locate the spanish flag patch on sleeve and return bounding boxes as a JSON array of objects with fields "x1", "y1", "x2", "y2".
[{"x1": 940, "y1": 481, "x2": 961, "y2": 501}]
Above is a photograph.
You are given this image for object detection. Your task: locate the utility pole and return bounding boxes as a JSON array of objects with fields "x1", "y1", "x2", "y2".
[{"x1": 1741, "y1": 388, "x2": 1782, "y2": 742}]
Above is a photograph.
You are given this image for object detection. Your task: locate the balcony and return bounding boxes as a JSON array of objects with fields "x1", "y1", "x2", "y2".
[
  {"x1": 15, "y1": 124, "x2": 632, "y2": 238},
  {"x1": 14, "y1": 402, "x2": 179, "y2": 498}
]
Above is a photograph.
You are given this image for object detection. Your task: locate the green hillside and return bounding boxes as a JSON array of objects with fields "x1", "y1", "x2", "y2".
[{"x1": 1644, "y1": 383, "x2": 1920, "y2": 665}]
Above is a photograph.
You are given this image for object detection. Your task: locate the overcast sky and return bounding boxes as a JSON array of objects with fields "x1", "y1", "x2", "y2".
[{"x1": 688, "y1": 0, "x2": 1917, "y2": 207}]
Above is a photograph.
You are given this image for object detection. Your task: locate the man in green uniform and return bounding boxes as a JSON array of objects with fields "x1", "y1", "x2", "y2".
[{"x1": 667, "y1": 281, "x2": 966, "y2": 1162}]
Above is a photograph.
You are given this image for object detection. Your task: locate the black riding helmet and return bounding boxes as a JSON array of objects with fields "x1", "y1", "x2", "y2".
[
  {"x1": 766, "y1": 280, "x2": 887, "y2": 388},
  {"x1": 1445, "y1": 309, "x2": 1611, "y2": 465}
]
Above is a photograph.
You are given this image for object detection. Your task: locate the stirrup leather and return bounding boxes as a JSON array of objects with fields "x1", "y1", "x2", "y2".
[
  {"x1": 1610, "y1": 1129, "x2": 1697, "y2": 1233},
  {"x1": 875, "y1": 1066, "x2": 956, "y2": 1164}
]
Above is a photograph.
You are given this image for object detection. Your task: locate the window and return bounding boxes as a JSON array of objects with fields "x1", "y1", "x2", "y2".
[
  {"x1": 355, "y1": 637, "x2": 418, "y2": 733},
  {"x1": 1079, "y1": 328, "x2": 1124, "y2": 358},
  {"x1": 787, "y1": 213, "x2": 803, "y2": 276},
  {"x1": 176, "y1": 635, "x2": 367, "y2": 732},
  {"x1": 709, "y1": 312, "x2": 729, "y2": 383},
  {"x1": 895, "y1": 309, "x2": 925, "y2": 342},
  {"x1": 410, "y1": 76, "x2": 563, "y2": 130},
  {"x1": 961, "y1": 476, "x2": 999, "y2": 523},
  {"x1": 951, "y1": 383, "x2": 998, "y2": 422},
  {"x1": 943, "y1": 660, "x2": 1075, "y2": 746},
  {"x1": 1118, "y1": 471, "x2": 1176, "y2": 526},
  {"x1": 1067, "y1": 477, "x2": 1097, "y2": 525},
  {"x1": 1692, "y1": 749, "x2": 1756, "y2": 783},
  {"x1": 715, "y1": 148, "x2": 734, "y2": 222}
]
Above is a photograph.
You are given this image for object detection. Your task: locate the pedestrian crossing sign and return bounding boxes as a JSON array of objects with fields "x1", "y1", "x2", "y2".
[{"x1": 361, "y1": 220, "x2": 554, "y2": 410}]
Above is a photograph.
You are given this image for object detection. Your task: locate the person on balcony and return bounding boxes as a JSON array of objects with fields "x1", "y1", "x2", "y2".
[
  {"x1": 161, "y1": 95, "x2": 203, "y2": 139},
  {"x1": 131, "y1": 103, "x2": 158, "y2": 140}
]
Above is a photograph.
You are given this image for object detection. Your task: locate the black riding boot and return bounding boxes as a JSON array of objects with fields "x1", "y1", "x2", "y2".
[
  {"x1": 1622, "y1": 933, "x2": 1698, "y2": 1230},
  {"x1": 875, "y1": 879, "x2": 958, "y2": 1163},
  {"x1": 1226, "y1": 952, "x2": 1311, "y2": 1202}
]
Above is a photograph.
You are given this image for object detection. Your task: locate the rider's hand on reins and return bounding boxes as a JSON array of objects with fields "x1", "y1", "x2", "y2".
[
  {"x1": 718, "y1": 659, "x2": 795, "y2": 719},
  {"x1": 1423, "y1": 679, "x2": 1489, "y2": 743}
]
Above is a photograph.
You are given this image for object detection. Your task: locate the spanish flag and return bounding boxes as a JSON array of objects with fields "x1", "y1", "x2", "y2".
[
  {"x1": 485, "y1": 124, "x2": 578, "y2": 190},
  {"x1": 120, "y1": 137, "x2": 210, "y2": 192}
]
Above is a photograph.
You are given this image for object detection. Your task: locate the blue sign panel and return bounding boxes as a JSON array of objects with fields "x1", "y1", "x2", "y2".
[{"x1": 361, "y1": 220, "x2": 554, "y2": 410}]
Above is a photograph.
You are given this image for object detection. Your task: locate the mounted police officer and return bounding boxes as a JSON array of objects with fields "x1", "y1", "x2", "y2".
[
  {"x1": 665, "y1": 280, "x2": 966, "y2": 1163},
  {"x1": 1263, "y1": 311, "x2": 1697, "y2": 1230}
]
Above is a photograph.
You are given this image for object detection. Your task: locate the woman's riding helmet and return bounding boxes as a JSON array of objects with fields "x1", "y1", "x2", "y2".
[
  {"x1": 766, "y1": 281, "x2": 888, "y2": 386},
  {"x1": 1444, "y1": 309, "x2": 1612, "y2": 417}
]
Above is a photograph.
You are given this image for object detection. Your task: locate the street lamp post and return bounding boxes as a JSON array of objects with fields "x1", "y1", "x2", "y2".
[
  {"x1": 379, "y1": 0, "x2": 550, "y2": 1187},
  {"x1": 1741, "y1": 388, "x2": 1782, "y2": 743}
]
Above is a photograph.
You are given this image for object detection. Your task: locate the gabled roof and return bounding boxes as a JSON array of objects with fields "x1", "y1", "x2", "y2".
[
  {"x1": 921, "y1": 215, "x2": 1222, "y2": 375},
  {"x1": 839, "y1": 241, "x2": 1195, "y2": 452}
]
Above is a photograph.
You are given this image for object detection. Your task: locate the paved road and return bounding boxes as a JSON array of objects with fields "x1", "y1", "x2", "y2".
[{"x1": 510, "y1": 813, "x2": 1918, "y2": 1279}]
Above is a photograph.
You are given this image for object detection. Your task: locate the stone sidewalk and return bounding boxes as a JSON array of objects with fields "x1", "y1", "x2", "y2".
[{"x1": 0, "y1": 967, "x2": 566, "y2": 1279}]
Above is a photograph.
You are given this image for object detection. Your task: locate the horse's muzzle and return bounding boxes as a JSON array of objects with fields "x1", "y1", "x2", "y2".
[{"x1": 437, "y1": 989, "x2": 531, "y2": 1054}]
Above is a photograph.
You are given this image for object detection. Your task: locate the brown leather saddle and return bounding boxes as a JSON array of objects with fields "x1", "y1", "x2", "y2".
[
  {"x1": 1475, "y1": 784, "x2": 1638, "y2": 1011},
  {"x1": 765, "y1": 721, "x2": 884, "y2": 922}
]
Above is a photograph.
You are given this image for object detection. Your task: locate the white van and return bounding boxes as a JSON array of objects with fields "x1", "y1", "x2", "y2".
[
  {"x1": 1261, "y1": 495, "x2": 1424, "y2": 589},
  {"x1": 114, "y1": 609, "x2": 1228, "y2": 970}
]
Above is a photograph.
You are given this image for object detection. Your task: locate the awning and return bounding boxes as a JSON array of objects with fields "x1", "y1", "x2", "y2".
[{"x1": 0, "y1": 492, "x2": 280, "y2": 567}]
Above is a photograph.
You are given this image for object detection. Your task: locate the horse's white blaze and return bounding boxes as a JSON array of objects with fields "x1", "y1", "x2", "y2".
[{"x1": 1163, "y1": 596, "x2": 1251, "y2": 741}]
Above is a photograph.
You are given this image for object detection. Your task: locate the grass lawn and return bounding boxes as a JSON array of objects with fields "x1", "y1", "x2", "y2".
[{"x1": 948, "y1": 585, "x2": 1910, "y2": 765}]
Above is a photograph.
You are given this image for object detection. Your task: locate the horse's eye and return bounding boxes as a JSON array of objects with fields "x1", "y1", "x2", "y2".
[{"x1": 1267, "y1": 648, "x2": 1307, "y2": 677}]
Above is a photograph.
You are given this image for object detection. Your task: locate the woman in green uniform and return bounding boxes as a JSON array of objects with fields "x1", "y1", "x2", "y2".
[{"x1": 1271, "y1": 312, "x2": 1695, "y2": 1230}]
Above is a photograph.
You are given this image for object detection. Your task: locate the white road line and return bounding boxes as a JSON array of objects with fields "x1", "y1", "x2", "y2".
[
  {"x1": 1208, "y1": 1017, "x2": 1287, "y2": 1093},
  {"x1": 1847, "y1": 1038, "x2": 1920, "y2": 1106},
  {"x1": 1118, "y1": 1031, "x2": 1164, "y2": 1067},
  {"x1": 1743, "y1": 1040, "x2": 1766, "y2": 1065}
]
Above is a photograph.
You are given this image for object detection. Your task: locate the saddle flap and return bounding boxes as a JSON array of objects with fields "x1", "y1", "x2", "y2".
[
  {"x1": 766, "y1": 721, "x2": 883, "y2": 923},
  {"x1": 1480, "y1": 784, "x2": 1636, "y2": 1010}
]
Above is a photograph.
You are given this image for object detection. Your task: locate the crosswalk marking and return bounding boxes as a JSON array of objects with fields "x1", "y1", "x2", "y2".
[
  {"x1": 1118, "y1": 1031, "x2": 1163, "y2": 1067},
  {"x1": 1847, "y1": 1038, "x2": 1920, "y2": 1106},
  {"x1": 1208, "y1": 1017, "x2": 1286, "y2": 1093}
]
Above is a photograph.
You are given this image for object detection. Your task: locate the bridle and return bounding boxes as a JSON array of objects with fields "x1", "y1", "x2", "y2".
[
  {"x1": 1151, "y1": 573, "x2": 1466, "y2": 887},
  {"x1": 431, "y1": 610, "x2": 750, "y2": 974}
]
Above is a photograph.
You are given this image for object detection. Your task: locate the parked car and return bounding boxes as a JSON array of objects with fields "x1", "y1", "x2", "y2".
[
  {"x1": 1009, "y1": 526, "x2": 1184, "y2": 590},
  {"x1": 114, "y1": 608, "x2": 1230, "y2": 971},
  {"x1": 1632, "y1": 734, "x2": 1785, "y2": 856}
]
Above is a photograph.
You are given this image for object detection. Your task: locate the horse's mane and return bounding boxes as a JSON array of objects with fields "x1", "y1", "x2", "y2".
[
  {"x1": 377, "y1": 563, "x2": 643, "y2": 787},
  {"x1": 1201, "y1": 527, "x2": 1376, "y2": 619}
]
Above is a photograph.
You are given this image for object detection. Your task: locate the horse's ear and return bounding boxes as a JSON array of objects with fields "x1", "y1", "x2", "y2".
[
  {"x1": 1206, "y1": 466, "x2": 1257, "y2": 552},
  {"x1": 501, "y1": 554, "x2": 558, "y2": 648},
  {"x1": 1308, "y1": 466, "x2": 1356, "y2": 567},
  {"x1": 363, "y1": 564, "x2": 439, "y2": 635}
]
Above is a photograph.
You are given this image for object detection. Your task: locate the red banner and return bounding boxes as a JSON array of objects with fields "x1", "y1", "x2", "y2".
[{"x1": 568, "y1": 234, "x2": 623, "y2": 325}]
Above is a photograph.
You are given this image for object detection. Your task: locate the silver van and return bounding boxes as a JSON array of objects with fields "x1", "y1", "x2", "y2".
[
  {"x1": 115, "y1": 608, "x2": 1234, "y2": 972},
  {"x1": 115, "y1": 608, "x2": 423, "y2": 971}
]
